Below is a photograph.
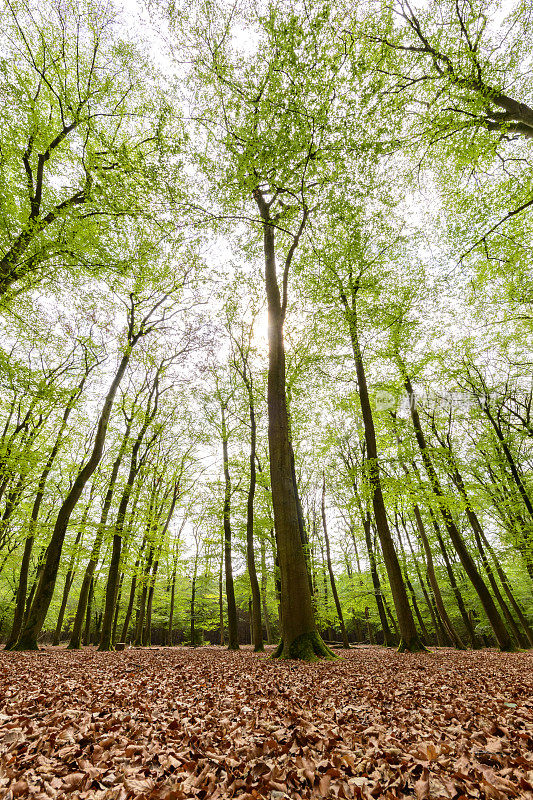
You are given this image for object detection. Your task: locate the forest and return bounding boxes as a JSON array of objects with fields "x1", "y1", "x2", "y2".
[{"x1": 0, "y1": 0, "x2": 532, "y2": 797}]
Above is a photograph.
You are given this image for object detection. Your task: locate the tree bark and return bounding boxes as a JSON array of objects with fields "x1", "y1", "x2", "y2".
[
  {"x1": 14, "y1": 337, "x2": 137, "y2": 650},
  {"x1": 321, "y1": 475, "x2": 349, "y2": 648},
  {"x1": 220, "y1": 400, "x2": 239, "y2": 651},
  {"x1": 5, "y1": 366, "x2": 92, "y2": 650},
  {"x1": 402, "y1": 367, "x2": 513, "y2": 651},
  {"x1": 69, "y1": 427, "x2": 130, "y2": 649},
  {"x1": 255, "y1": 191, "x2": 331, "y2": 661},
  {"x1": 99, "y1": 375, "x2": 160, "y2": 651},
  {"x1": 341, "y1": 287, "x2": 423, "y2": 652},
  {"x1": 242, "y1": 370, "x2": 263, "y2": 651},
  {"x1": 364, "y1": 517, "x2": 395, "y2": 646}
]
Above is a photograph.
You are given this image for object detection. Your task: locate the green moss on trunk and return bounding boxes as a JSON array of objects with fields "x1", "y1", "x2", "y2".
[{"x1": 272, "y1": 631, "x2": 338, "y2": 661}]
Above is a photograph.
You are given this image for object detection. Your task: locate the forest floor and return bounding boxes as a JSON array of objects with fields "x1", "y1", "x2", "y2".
[{"x1": 0, "y1": 645, "x2": 532, "y2": 800}]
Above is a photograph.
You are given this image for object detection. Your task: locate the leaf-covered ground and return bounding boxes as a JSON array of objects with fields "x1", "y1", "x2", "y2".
[{"x1": 0, "y1": 645, "x2": 532, "y2": 800}]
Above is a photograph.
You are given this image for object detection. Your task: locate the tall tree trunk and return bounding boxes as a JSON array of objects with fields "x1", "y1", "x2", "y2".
[
  {"x1": 341, "y1": 286, "x2": 423, "y2": 652},
  {"x1": 393, "y1": 441, "x2": 465, "y2": 650},
  {"x1": 220, "y1": 400, "x2": 239, "y2": 651},
  {"x1": 480, "y1": 530, "x2": 533, "y2": 647},
  {"x1": 83, "y1": 578, "x2": 94, "y2": 646},
  {"x1": 5, "y1": 367, "x2": 92, "y2": 650},
  {"x1": 260, "y1": 537, "x2": 272, "y2": 644},
  {"x1": 412, "y1": 505, "x2": 465, "y2": 649},
  {"x1": 242, "y1": 377, "x2": 263, "y2": 652},
  {"x1": 99, "y1": 374, "x2": 161, "y2": 652},
  {"x1": 364, "y1": 517, "x2": 395, "y2": 646},
  {"x1": 69, "y1": 423, "x2": 131, "y2": 649},
  {"x1": 218, "y1": 547, "x2": 224, "y2": 646},
  {"x1": 144, "y1": 549, "x2": 161, "y2": 646},
  {"x1": 121, "y1": 544, "x2": 145, "y2": 643},
  {"x1": 255, "y1": 191, "x2": 329, "y2": 661},
  {"x1": 429, "y1": 510, "x2": 479, "y2": 648},
  {"x1": 111, "y1": 574, "x2": 123, "y2": 646},
  {"x1": 14, "y1": 338, "x2": 138, "y2": 650},
  {"x1": 400, "y1": 514, "x2": 446, "y2": 645},
  {"x1": 168, "y1": 567, "x2": 176, "y2": 646},
  {"x1": 134, "y1": 544, "x2": 154, "y2": 646},
  {"x1": 321, "y1": 475, "x2": 349, "y2": 648},
  {"x1": 401, "y1": 367, "x2": 513, "y2": 651},
  {"x1": 52, "y1": 491, "x2": 93, "y2": 645}
]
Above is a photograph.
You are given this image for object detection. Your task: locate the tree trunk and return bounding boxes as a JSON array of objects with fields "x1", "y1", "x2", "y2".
[
  {"x1": 364, "y1": 517, "x2": 395, "y2": 646},
  {"x1": 83, "y1": 578, "x2": 94, "y2": 646},
  {"x1": 218, "y1": 548, "x2": 224, "y2": 645},
  {"x1": 220, "y1": 401, "x2": 239, "y2": 651},
  {"x1": 480, "y1": 529, "x2": 533, "y2": 647},
  {"x1": 255, "y1": 193, "x2": 332, "y2": 661},
  {"x1": 342, "y1": 291, "x2": 423, "y2": 652},
  {"x1": 167, "y1": 567, "x2": 176, "y2": 646},
  {"x1": 111, "y1": 574, "x2": 123, "y2": 646},
  {"x1": 260, "y1": 537, "x2": 272, "y2": 644},
  {"x1": 99, "y1": 377, "x2": 160, "y2": 652},
  {"x1": 402, "y1": 368, "x2": 513, "y2": 651},
  {"x1": 243, "y1": 379, "x2": 263, "y2": 651},
  {"x1": 321, "y1": 474, "x2": 349, "y2": 648},
  {"x1": 69, "y1": 424, "x2": 131, "y2": 649},
  {"x1": 412, "y1": 505, "x2": 465, "y2": 649},
  {"x1": 429, "y1": 509, "x2": 479, "y2": 648},
  {"x1": 52, "y1": 497, "x2": 91, "y2": 646},
  {"x1": 14, "y1": 341, "x2": 135, "y2": 650},
  {"x1": 121, "y1": 546, "x2": 144, "y2": 643},
  {"x1": 6, "y1": 368, "x2": 92, "y2": 650}
]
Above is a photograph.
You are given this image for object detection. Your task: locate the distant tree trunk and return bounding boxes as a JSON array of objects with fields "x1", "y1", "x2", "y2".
[
  {"x1": 480, "y1": 529, "x2": 533, "y2": 647},
  {"x1": 5, "y1": 378, "x2": 81, "y2": 651},
  {"x1": 364, "y1": 606, "x2": 374, "y2": 643},
  {"x1": 340, "y1": 285, "x2": 424, "y2": 652},
  {"x1": 260, "y1": 537, "x2": 272, "y2": 644},
  {"x1": 401, "y1": 519, "x2": 444, "y2": 645},
  {"x1": 401, "y1": 367, "x2": 513, "y2": 651},
  {"x1": 83, "y1": 578, "x2": 94, "y2": 646},
  {"x1": 410, "y1": 505, "x2": 465, "y2": 649},
  {"x1": 121, "y1": 549, "x2": 144, "y2": 644},
  {"x1": 321, "y1": 475, "x2": 349, "y2": 648},
  {"x1": 69, "y1": 421, "x2": 131, "y2": 649},
  {"x1": 220, "y1": 400, "x2": 239, "y2": 651},
  {"x1": 135, "y1": 545, "x2": 154, "y2": 646},
  {"x1": 144, "y1": 549, "x2": 161, "y2": 646},
  {"x1": 429, "y1": 509, "x2": 479, "y2": 648},
  {"x1": 392, "y1": 442, "x2": 465, "y2": 650},
  {"x1": 14, "y1": 321, "x2": 143, "y2": 651},
  {"x1": 99, "y1": 374, "x2": 161, "y2": 652},
  {"x1": 167, "y1": 567, "x2": 176, "y2": 646},
  {"x1": 218, "y1": 548, "x2": 224, "y2": 646},
  {"x1": 383, "y1": 596, "x2": 399, "y2": 638},
  {"x1": 363, "y1": 516, "x2": 395, "y2": 646},
  {"x1": 190, "y1": 564, "x2": 197, "y2": 646},
  {"x1": 52, "y1": 491, "x2": 93, "y2": 645},
  {"x1": 111, "y1": 575, "x2": 123, "y2": 646},
  {"x1": 444, "y1": 459, "x2": 533, "y2": 648},
  {"x1": 242, "y1": 374, "x2": 263, "y2": 652}
]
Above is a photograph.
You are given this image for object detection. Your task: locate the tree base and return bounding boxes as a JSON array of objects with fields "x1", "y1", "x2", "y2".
[
  {"x1": 253, "y1": 644, "x2": 265, "y2": 653},
  {"x1": 397, "y1": 636, "x2": 429, "y2": 653},
  {"x1": 11, "y1": 636, "x2": 39, "y2": 651},
  {"x1": 272, "y1": 631, "x2": 338, "y2": 662},
  {"x1": 498, "y1": 642, "x2": 517, "y2": 653}
]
